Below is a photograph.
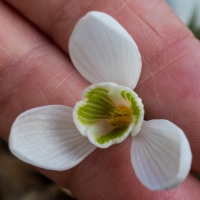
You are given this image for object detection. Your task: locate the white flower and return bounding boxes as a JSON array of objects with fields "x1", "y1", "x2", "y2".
[
  {"x1": 166, "y1": 0, "x2": 200, "y2": 29},
  {"x1": 9, "y1": 11, "x2": 192, "y2": 191}
]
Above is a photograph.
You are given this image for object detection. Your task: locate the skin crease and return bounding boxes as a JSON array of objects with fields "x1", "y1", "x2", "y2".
[{"x1": 0, "y1": 0, "x2": 200, "y2": 199}]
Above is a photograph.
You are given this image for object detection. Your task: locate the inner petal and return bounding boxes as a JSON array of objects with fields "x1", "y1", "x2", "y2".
[{"x1": 73, "y1": 82, "x2": 144, "y2": 148}]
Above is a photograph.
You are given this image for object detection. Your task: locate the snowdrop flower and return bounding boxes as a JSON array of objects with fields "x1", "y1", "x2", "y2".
[
  {"x1": 166, "y1": 0, "x2": 200, "y2": 29},
  {"x1": 9, "y1": 11, "x2": 192, "y2": 190}
]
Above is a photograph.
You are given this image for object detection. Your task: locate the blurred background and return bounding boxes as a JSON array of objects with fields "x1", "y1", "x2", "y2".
[
  {"x1": 0, "y1": 138, "x2": 76, "y2": 200},
  {"x1": 166, "y1": 0, "x2": 200, "y2": 39},
  {"x1": 0, "y1": 1, "x2": 200, "y2": 200}
]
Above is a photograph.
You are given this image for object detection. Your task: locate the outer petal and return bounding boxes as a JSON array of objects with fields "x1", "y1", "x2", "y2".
[
  {"x1": 69, "y1": 11, "x2": 141, "y2": 89},
  {"x1": 9, "y1": 105, "x2": 96, "y2": 171},
  {"x1": 131, "y1": 120, "x2": 192, "y2": 190}
]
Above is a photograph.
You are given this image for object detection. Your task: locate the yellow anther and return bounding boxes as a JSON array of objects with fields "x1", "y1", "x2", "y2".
[
  {"x1": 109, "y1": 105, "x2": 132, "y2": 127},
  {"x1": 115, "y1": 105, "x2": 132, "y2": 115}
]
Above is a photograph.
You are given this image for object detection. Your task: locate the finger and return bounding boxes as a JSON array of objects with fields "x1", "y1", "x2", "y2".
[
  {"x1": 39, "y1": 142, "x2": 200, "y2": 200},
  {"x1": 4, "y1": 0, "x2": 192, "y2": 53},
  {"x1": 5, "y1": 0, "x2": 200, "y2": 173},
  {"x1": 0, "y1": 1, "x2": 89, "y2": 142}
]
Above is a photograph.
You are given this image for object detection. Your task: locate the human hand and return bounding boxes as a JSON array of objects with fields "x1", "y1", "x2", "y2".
[{"x1": 0, "y1": 0, "x2": 200, "y2": 199}]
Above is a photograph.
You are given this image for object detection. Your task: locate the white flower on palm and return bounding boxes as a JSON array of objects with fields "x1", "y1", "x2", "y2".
[{"x1": 9, "y1": 12, "x2": 192, "y2": 191}]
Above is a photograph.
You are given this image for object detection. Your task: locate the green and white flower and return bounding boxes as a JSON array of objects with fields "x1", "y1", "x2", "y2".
[
  {"x1": 73, "y1": 82, "x2": 144, "y2": 148},
  {"x1": 9, "y1": 11, "x2": 192, "y2": 190}
]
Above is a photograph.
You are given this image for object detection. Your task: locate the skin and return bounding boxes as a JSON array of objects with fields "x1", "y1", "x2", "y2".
[{"x1": 0, "y1": 0, "x2": 200, "y2": 199}]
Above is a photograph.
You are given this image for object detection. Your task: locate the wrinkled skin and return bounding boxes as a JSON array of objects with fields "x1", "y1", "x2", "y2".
[{"x1": 0, "y1": 0, "x2": 200, "y2": 199}]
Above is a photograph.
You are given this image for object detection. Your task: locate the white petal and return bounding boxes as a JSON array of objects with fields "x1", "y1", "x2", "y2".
[
  {"x1": 69, "y1": 11, "x2": 141, "y2": 89},
  {"x1": 9, "y1": 105, "x2": 96, "y2": 171},
  {"x1": 131, "y1": 120, "x2": 192, "y2": 190},
  {"x1": 166, "y1": 0, "x2": 196, "y2": 25}
]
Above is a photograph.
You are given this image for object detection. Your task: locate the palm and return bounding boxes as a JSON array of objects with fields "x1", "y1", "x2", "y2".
[{"x1": 0, "y1": 0, "x2": 200, "y2": 199}]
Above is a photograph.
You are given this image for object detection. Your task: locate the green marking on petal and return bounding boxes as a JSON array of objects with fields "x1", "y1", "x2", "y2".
[
  {"x1": 87, "y1": 99, "x2": 114, "y2": 110},
  {"x1": 121, "y1": 90, "x2": 140, "y2": 124},
  {"x1": 85, "y1": 103, "x2": 106, "y2": 111},
  {"x1": 78, "y1": 109, "x2": 110, "y2": 119},
  {"x1": 77, "y1": 87, "x2": 116, "y2": 125},
  {"x1": 86, "y1": 88, "x2": 115, "y2": 108},
  {"x1": 79, "y1": 106, "x2": 111, "y2": 116},
  {"x1": 86, "y1": 88, "x2": 109, "y2": 99},
  {"x1": 77, "y1": 116, "x2": 98, "y2": 125},
  {"x1": 95, "y1": 125, "x2": 129, "y2": 144},
  {"x1": 121, "y1": 90, "x2": 126, "y2": 99}
]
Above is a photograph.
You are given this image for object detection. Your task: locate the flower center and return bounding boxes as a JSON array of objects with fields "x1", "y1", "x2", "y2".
[
  {"x1": 73, "y1": 83, "x2": 144, "y2": 148},
  {"x1": 109, "y1": 105, "x2": 132, "y2": 127}
]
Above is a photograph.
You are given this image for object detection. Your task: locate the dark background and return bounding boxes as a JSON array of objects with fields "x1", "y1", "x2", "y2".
[{"x1": 0, "y1": 138, "x2": 75, "y2": 200}]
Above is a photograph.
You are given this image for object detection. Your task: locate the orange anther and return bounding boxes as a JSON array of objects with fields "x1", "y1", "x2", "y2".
[{"x1": 109, "y1": 105, "x2": 132, "y2": 127}]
